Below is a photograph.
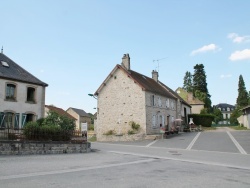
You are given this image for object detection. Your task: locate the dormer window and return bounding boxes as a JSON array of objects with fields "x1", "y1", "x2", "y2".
[{"x1": 1, "y1": 61, "x2": 9, "y2": 67}]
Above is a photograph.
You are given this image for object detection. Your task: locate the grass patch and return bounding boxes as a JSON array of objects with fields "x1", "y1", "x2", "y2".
[
  {"x1": 229, "y1": 126, "x2": 248, "y2": 130},
  {"x1": 88, "y1": 135, "x2": 96, "y2": 142},
  {"x1": 202, "y1": 126, "x2": 217, "y2": 131}
]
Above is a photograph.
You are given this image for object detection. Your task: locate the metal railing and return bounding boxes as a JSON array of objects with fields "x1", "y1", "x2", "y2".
[{"x1": 0, "y1": 128, "x2": 87, "y2": 142}]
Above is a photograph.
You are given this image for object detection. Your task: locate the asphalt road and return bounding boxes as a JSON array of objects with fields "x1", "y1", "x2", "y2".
[{"x1": 1, "y1": 128, "x2": 250, "y2": 188}]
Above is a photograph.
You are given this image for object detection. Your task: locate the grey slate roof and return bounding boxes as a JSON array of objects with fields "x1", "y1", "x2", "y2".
[
  {"x1": 0, "y1": 53, "x2": 48, "y2": 86},
  {"x1": 215, "y1": 103, "x2": 235, "y2": 109},
  {"x1": 69, "y1": 107, "x2": 90, "y2": 117}
]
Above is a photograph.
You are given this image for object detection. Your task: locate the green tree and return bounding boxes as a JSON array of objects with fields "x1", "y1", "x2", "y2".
[
  {"x1": 43, "y1": 111, "x2": 75, "y2": 130},
  {"x1": 236, "y1": 75, "x2": 249, "y2": 108},
  {"x1": 183, "y1": 71, "x2": 193, "y2": 92},
  {"x1": 193, "y1": 64, "x2": 211, "y2": 110},
  {"x1": 212, "y1": 108, "x2": 223, "y2": 124},
  {"x1": 230, "y1": 108, "x2": 242, "y2": 125}
]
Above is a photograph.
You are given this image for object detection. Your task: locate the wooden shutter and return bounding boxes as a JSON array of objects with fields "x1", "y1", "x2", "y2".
[
  {"x1": 15, "y1": 113, "x2": 20, "y2": 129},
  {"x1": 21, "y1": 113, "x2": 27, "y2": 127}
]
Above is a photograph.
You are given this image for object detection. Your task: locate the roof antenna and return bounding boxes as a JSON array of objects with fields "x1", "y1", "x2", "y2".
[
  {"x1": 153, "y1": 57, "x2": 167, "y2": 73},
  {"x1": 1, "y1": 46, "x2": 3, "y2": 54}
]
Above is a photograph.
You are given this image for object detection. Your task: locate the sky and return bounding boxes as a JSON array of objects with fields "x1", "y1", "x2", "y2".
[{"x1": 1, "y1": 0, "x2": 250, "y2": 114}]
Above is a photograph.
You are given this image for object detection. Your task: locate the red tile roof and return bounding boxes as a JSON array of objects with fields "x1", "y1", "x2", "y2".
[{"x1": 45, "y1": 105, "x2": 76, "y2": 120}]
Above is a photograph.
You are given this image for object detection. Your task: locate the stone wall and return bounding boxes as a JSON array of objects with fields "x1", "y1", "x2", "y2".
[
  {"x1": 96, "y1": 68, "x2": 146, "y2": 141},
  {"x1": 0, "y1": 141, "x2": 91, "y2": 155}
]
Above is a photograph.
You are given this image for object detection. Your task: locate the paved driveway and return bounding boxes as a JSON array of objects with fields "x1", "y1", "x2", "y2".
[{"x1": 100, "y1": 127, "x2": 250, "y2": 154}]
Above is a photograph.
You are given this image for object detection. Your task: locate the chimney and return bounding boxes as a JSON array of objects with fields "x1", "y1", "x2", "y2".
[
  {"x1": 187, "y1": 92, "x2": 193, "y2": 102},
  {"x1": 121, "y1": 54, "x2": 130, "y2": 70},
  {"x1": 152, "y1": 70, "x2": 158, "y2": 82}
]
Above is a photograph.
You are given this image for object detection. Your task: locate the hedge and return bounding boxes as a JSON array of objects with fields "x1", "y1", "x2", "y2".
[{"x1": 188, "y1": 114, "x2": 215, "y2": 127}]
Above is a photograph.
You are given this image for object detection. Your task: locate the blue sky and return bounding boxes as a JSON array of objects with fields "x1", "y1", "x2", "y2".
[{"x1": 1, "y1": 0, "x2": 250, "y2": 114}]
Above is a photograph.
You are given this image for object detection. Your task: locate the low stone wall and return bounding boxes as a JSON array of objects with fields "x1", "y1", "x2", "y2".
[
  {"x1": 97, "y1": 133, "x2": 147, "y2": 142},
  {"x1": 0, "y1": 141, "x2": 91, "y2": 155}
]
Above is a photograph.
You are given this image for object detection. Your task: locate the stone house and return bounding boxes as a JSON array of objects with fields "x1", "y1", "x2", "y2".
[
  {"x1": 94, "y1": 54, "x2": 191, "y2": 141},
  {"x1": 44, "y1": 105, "x2": 76, "y2": 126},
  {"x1": 0, "y1": 51, "x2": 48, "y2": 129},
  {"x1": 175, "y1": 87, "x2": 204, "y2": 114},
  {"x1": 214, "y1": 103, "x2": 235, "y2": 124},
  {"x1": 66, "y1": 108, "x2": 91, "y2": 130},
  {"x1": 238, "y1": 105, "x2": 250, "y2": 129}
]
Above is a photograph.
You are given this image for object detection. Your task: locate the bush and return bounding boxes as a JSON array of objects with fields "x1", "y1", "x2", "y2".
[
  {"x1": 88, "y1": 124, "x2": 94, "y2": 131},
  {"x1": 23, "y1": 122, "x2": 72, "y2": 141},
  {"x1": 129, "y1": 121, "x2": 140, "y2": 131},
  {"x1": 128, "y1": 130, "x2": 135, "y2": 135},
  {"x1": 188, "y1": 114, "x2": 214, "y2": 127},
  {"x1": 104, "y1": 130, "x2": 114, "y2": 135}
]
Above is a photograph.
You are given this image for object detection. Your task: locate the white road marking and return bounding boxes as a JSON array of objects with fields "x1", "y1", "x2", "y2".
[
  {"x1": 108, "y1": 151, "x2": 250, "y2": 170},
  {"x1": 146, "y1": 140, "x2": 158, "y2": 147},
  {"x1": 186, "y1": 132, "x2": 201, "y2": 150},
  {"x1": 227, "y1": 131, "x2": 247, "y2": 155},
  {"x1": 0, "y1": 159, "x2": 156, "y2": 180}
]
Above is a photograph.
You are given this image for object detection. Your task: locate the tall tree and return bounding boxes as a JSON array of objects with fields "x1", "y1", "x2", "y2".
[
  {"x1": 183, "y1": 71, "x2": 193, "y2": 92},
  {"x1": 192, "y1": 64, "x2": 211, "y2": 110},
  {"x1": 236, "y1": 75, "x2": 249, "y2": 108}
]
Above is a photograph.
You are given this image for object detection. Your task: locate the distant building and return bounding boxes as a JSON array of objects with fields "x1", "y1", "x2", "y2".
[
  {"x1": 214, "y1": 103, "x2": 235, "y2": 124},
  {"x1": 66, "y1": 108, "x2": 91, "y2": 130},
  {"x1": 0, "y1": 51, "x2": 48, "y2": 129},
  {"x1": 176, "y1": 87, "x2": 204, "y2": 114},
  {"x1": 45, "y1": 105, "x2": 76, "y2": 122}
]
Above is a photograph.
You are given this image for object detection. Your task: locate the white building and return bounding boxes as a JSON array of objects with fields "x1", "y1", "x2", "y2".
[{"x1": 0, "y1": 51, "x2": 48, "y2": 129}]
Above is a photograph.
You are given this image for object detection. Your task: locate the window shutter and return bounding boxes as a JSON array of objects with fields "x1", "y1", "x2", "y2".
[
  {"x1": 152, "y1": 115, "x2": 156, "y2": 128},
  {"x1": 15, "y1": 113, "x2": 20, "y2": 129},
  {"x1": 0, "y1": 112, "x2": 5, "y2": 127},
  {"x1": 21, "y1": 114, "x2": 27, "y2": 127}
]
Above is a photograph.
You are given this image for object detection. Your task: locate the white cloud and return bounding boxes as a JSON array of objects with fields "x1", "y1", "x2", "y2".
[
  {"x1": 227, "y1": 33, "x2": 250, "y2": 43},
  {"x1": 190, "y1": 44, "x2": 220, "y2": 56},
  {"x1": 220, "y1": 74, "x2": 232, "y2": 78},
  {"x1": 229, "y1": 49, "x2": 250, "y2": 61}
]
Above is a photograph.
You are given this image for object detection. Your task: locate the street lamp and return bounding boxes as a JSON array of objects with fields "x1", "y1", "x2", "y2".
[{"x1": 88, "y1": 94, "x2": 97, "y2": 99}]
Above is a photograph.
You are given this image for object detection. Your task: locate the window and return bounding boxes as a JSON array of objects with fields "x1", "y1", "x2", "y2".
[
  {"x1": 152, "y1": 115, "x2": 156, "y2": 128},
  {"x1": 151, "y1": 95, "x2": 155, "y2": 106},
  {"x1": 27, "y1": 87, "x2": 36, "y2": 102},
  {"x1": 158, "y1": 97, "x2": 162, "y2": 107},
  {"x1": 6, "y1": 84, "x2": 16, "y2": 100},
  {"x1": 227, "y1": 107, "x2": 230, "y2": 111},
  {"x1": 166, "y1": 98, "x2": 169, "y2": 108},
  {"x1": 4, "y1": 113, "x2": 14, "y2": 129}
]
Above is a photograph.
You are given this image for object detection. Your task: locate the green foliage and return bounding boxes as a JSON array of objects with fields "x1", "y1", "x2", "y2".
[
  {"x1": 212, "y1": 108, "x2": 223, "y2": 124},
  {"x1": 23, "y1": 121, "x2": 72, "y2": 141},
  {"x1": 88, "y1": 113, "x2": 95, "y2": 124},
  {"x1": 193, "y1": 64, "x2": 211, "y2": 110},
  {"x1": 200, "y1": 108, "x2": 209, "y2": 114},
  {"x1": 128, "y1": 130, "x2": 135, "y2": 135},
  {"x1": 43, "y1": 111, "x2": 75, "y2": 130},
  {"x1": 104, "y1": 130, "x2": 114, "y2": 135},
  {"x1": 88, "y1": 124, "x2": 94, "y2": 131},
  {"x1": 183, "y1": 71, "x2": 193, "y2": 92},
  {"x1": 236, "y1": 75, "x2": 249, "y2": 108},
  {"x1": 230, "y1": 108, "x2": 242, "y2": 125},
  {"x1": 188, "y1": 114, "x2": 214, "y2": 127},
  {"x1": 129, "y1": 121, "x2": 140, "y2": 131}
]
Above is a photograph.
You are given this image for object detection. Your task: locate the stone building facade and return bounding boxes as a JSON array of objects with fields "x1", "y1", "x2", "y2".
[{"x1": 94, "y1": 54, "x2": 191, "y2": 141}]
